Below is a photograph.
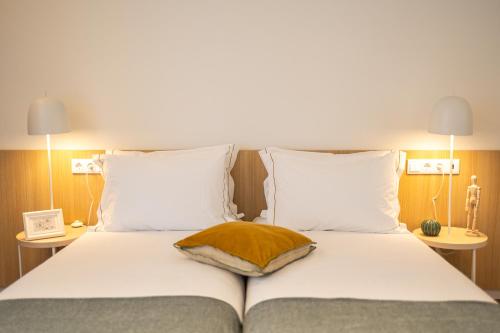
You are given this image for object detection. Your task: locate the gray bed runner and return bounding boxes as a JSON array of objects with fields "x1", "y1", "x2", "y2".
[
  {"x1": 0, "y1": 296, "x2": 241, "y2": 333},
  {"x1": 244, "y1": 298, "x2": 500, "y2": 333}
]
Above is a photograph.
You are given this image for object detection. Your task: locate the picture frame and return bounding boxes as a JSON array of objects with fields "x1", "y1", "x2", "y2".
[{"x1": 22, "y1": 209, "x2": 66, "y2": 241}]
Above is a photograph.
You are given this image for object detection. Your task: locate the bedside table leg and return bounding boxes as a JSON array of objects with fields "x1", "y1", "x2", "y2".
[
  {"x1": 51, "y1": 247, "x2": 56, "y2": 256},
  {"x1": 472, "y1": 249, "x2": 477, "y2": 283},
  {"x1": 17, "y1": 245, "x2": 23, "y2": 278}
]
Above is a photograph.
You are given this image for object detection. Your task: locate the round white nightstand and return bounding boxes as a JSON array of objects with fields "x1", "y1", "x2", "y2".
[
  {"x1": 16, "y1": 225, "x2": 87, "y2": 277},
  {"x1": 413, "y1": 226, "x2": 488, "y2": 283}
]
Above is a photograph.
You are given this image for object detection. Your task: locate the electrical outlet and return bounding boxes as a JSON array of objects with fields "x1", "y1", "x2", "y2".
[
  {"x1": 407, "y1": 159, "x2": 460, "y2": 175},
  {"x1": 71, "y1": 159, "x2": 101, "y2": 174}
]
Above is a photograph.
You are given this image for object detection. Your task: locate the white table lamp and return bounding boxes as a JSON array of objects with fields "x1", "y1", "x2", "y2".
[
  {"x1": 428, "y1": 96, "x2": 473, "y2": 236},
  {"x1": 28, "y1": 96, "x2": 70, "y2": 209}
]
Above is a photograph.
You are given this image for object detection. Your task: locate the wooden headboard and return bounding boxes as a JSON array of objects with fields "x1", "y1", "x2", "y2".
[
  {"x1": 231, "y1": 150, "x2": 268, "y2": 220},
  {"x1": 0, "y1": 149, "x2": 499, "y2": 291}
]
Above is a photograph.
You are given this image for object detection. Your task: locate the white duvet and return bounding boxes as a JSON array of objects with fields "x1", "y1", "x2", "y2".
[
  {"x1": 246, "y1": 230, "x2": 494, "y2": 312},
  {"x1": 2, "y1": 229, "x2": 493, "y2": 320},
  {"x1": 0, "y1": 231, "x2": 245, "y2": 319}
]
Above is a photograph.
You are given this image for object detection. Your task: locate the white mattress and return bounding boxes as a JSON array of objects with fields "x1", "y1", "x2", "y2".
[
  {"x1": 0, "y1": 231, "x2": 245, "y2": 319},
  {"x1": 246, "y1": 230, "x2": 494, "y2": 312}
]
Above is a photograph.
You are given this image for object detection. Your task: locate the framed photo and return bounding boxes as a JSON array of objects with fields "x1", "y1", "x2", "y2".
[{"x1": 22, "y1": 209, "x2": 66, "y2": 241}]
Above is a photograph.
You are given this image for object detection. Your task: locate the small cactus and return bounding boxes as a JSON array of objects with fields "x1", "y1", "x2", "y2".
[{"x1": 421, "y1": 219, "x2": 441, "y2": 237}]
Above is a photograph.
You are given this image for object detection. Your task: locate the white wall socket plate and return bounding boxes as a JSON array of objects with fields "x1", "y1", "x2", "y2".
[
  {"x1": 71, "y1": 159, "x2": 102, "y2": 174},
  {"x1": 407, "y1": 159, "x2": 460, "y2": 175}
]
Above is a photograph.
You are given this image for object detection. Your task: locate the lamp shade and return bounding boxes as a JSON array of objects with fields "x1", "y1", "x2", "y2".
[
  {"x1": 428, "y1": 96, "x2": 473, "y2": 136},
  {"x1": 27, "y1": 97, "x2": 70, "y2": 135}
]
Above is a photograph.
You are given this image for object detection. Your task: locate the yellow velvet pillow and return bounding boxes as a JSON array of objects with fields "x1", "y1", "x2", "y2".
[{"x1": 174, "y1": 222, "x2": 316, "y2": 276}]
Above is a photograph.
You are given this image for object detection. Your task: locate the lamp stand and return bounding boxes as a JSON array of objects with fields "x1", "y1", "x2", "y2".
[
  {"x1": 46, "y1": 134, "x2": 54, "y2": 210},
  {"x1": 447, "y1": 134, "x2": 454, "y2": 236}
]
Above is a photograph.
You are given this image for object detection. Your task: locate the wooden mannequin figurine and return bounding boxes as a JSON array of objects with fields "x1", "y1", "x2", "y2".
[{"x1": 465, "y1": 175, "x2": 481, "y2": 236}]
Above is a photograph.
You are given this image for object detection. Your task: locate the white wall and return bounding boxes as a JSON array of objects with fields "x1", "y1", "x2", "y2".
[{"x1": 1, "y1": 0, "x2": 499, "y2": 150}]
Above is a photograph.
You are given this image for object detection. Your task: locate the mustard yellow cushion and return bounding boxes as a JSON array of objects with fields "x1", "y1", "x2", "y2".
[{"x1": 174, "y1": 222, "x2": 316, "y2": 277}]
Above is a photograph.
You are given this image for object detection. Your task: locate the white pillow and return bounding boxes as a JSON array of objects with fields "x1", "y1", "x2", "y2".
[
  {"x1": 259, "y1": 148, "x2": 406, "y2": 218},
  {"x1": 259, "y1": 149, "x2": 405, "y2": 208},
  {"x1": 258, "y1": 148, "x2": 403, "y2": 232},
  {"x1": 97, "y1": 145, "x2": 240, "y2": 231}
]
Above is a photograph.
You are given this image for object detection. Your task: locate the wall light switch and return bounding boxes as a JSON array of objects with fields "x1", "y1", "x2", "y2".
[
  {"x1": 71, "y1": 159, "x2": 101, "y2": 174},
  {"x1": 407, "y1": 159, "x2": 460, "y2": 175}
]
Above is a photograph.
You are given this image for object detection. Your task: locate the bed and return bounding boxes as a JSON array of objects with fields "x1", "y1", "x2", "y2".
[
  {"x1": 0, "y1": 231, "x2": 244, "y2": 333},
  {"x1": 244, "y1": 230, "x2": 500, "y2": 332},
  {"x1": 1, "y1": 145, "x2": 246, "y2": 332}
]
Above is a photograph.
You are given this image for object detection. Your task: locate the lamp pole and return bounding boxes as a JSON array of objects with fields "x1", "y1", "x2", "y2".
[
  {"x1": 46, "y1": 134, "x2": 54, "y2": 210},
  {"x1": 447, "y1": 134, "x2": 454, "y2": 236}
]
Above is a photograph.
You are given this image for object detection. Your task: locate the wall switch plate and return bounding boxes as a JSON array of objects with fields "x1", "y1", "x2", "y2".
[
  {"x1": 71, "y1": 159, "x2": 101, "y2": 174},
  {"x1": 407, "y1": 159, "x2": 460, "y2": 175}
]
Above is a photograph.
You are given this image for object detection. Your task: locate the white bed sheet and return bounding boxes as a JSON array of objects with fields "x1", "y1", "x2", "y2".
[
  {"x1": 0, "y1": 231, "x2": 245, "y2": 319},
  {"x1": 246, "y1": 230, "x2": 494, "y2": 312}
]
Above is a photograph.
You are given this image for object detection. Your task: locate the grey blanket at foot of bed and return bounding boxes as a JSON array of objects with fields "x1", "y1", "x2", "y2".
[
  {"x1": 244, "y1": 298, "x2": 500, "y2": 333},
  {"x1": 0, "y1": 296, "x2": 240, "y2": 333}
]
